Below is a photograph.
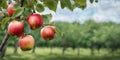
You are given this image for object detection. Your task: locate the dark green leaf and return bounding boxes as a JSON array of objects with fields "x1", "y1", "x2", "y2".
[
  {"x1": 60, "y1": 0, "x2": 74, "y2": 11},
  {"x1": 24, "y1": 0, "x2": 34, "y2": 9},
  {"x1": 95, "y1": 0, "x2": 98, "y2": 3},
  {"x1": 1, "y1": 17, "x2": 10, "y2": 29},
  {"x1": 42, "y1": 0, "x2": 58, "y2": 12},
  {"x1": 90, "y1": 0, "x2": 94, "y2": 3},
  {"x1": 74, "y1": 0, "x2": 86, "y2": 9},
  {"x1": 36, "y1": 4, "x2": 45, "y2": 12},
  {"x1": 12, "y1": 7, "x2": 24, "y2": 18}
]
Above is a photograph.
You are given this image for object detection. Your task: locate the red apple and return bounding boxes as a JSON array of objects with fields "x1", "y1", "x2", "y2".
[
  {"x1": 19, "y1": 35, "x2": 34, "y2": 51},
  {"x1": 27, "y1": 13, "x2": 43, "y2": 30},
  {"x1": 7, "y1": 3, "x2": 15, "y2": 17},
  {"x1": 40, "y1": 26, "x2": 55, "y2": 40},
  {"x1": 8, "y1": 20, "x2": 24, "y2": 37}
]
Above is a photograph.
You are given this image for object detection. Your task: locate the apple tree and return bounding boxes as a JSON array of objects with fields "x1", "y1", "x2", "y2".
[{"x1": 0, "y1": 0, "x2": 98, "y2": 58}]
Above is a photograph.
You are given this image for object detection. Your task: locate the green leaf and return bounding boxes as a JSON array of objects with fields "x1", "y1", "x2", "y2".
[
  {"x1": 36, "y1": 4, "x2": 45, "y2": 12},
  {"x1": 42, "y1": 14, "x2": 52, "y2": 23},
  {"x1": 1, "y1": 17, "x2": 10, "y2": 29},
  {"x1": 95, "y1": 0, "x2": 98, "y2": 3},
  {"x1": 12, "y1": 7, "x2": 24, "y2": 18},
  {"x1": 24, "y1": 0, "x2": 34, "y2": 9},
  {"x1": 0, "y1": 0, "x2": 7, "y2": 8},
  {"x1": 55, "y1": 28, "x2": 63, "y2": 37},
  {"x1": 42, "y1": 0, "x2": 58, "y2": 12},
  {"x1": 74, "y1": 0, "x2": 86, "y2": 9},
  {"x1": 90, "y1": 0, "x2": 94, "y2": 3},
  {"x1": 60, "y1": 0, "x2": 74, "y2": 11},
  {"x1": 51, "y1": 21, "x2": 56, "y2": 26},
  {"x1": 13, "y1": 4, "x2": 20, "y2": 10}
]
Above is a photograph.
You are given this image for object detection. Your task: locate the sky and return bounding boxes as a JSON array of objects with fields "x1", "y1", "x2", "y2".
[{"x1": 42, "y1": 0, "x2": 120, "y2": 23}]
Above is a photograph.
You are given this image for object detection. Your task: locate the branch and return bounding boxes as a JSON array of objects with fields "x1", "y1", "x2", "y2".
[
  {"x1": 20, "y1": 0, "x2": 24, "y2": 7},
  {"x1": 0, "y1": 0, "x2": 25, "y2": 56},
  {"x1": 0, "y1": 32, "x2": 10, "y2": 51},
  {"x1": 0, "y1": 22, "x2": 1, "y2": 25}
]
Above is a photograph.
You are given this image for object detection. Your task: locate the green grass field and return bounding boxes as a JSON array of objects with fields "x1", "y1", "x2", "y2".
[{"x1": 0, "y1": 47, "x2": 120, "y2": 60}]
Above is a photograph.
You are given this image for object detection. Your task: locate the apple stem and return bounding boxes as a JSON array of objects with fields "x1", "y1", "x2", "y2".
[{"x1": 0, "y1": 33, "x2": 10, "y2": 52}]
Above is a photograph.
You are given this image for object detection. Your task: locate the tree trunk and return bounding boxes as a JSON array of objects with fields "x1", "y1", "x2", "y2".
[
  {"x1": 77, "y1": 47, "x2": 80, "y2": 56},
  {"x1": 62, "y1": 44, "x2": 67, "y2": 55},
  {"x1": 90, "y1": 41, "x2": 94, "y2": 55},
  {"x1": 0, "y1": 33, "x2": 10, "y2": 58},
  {"x1": 32, "y1": 44, "x2": 36, "y2": 53},
  {"x1": 50, "y1": 46, "x2": 53, "y2": 54},
  {"x1": 97, "y1": 45, "x2": 101, "y2": 53},
  {"x1": 0, "y1": 45, "x2": 7, "y2": 58},
  {"x1": 13, "y1": 40, "x2": 18, "y2": 54},
  {"x1": 72, "y1": 45, "x2": 76, "y2": 52}
]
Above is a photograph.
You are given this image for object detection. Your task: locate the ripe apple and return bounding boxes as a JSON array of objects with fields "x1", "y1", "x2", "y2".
[
  {"x1": 8, "y1": 20, "x2": 24, "y2": 37},
  {"x1": 40, "y1": 26, "x2": 55, "y2": 40},
  {"x1": 19, "y1": 35, "x2": 34, "y2": 51},
  {"x1": 27, "y1": 13, "x2": 43, "y2": 30},
  {"x1": 7, "y1": 3, "x2": 15, "y2": 17}
]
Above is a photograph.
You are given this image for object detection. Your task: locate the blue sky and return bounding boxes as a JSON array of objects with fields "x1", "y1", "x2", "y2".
[{"x1": 42, "y1": 0, "x2": 120, "y2": 23}]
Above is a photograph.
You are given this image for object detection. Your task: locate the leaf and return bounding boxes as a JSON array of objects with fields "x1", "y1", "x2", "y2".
[
  {"x1": 60, "y1": 0, "x2": 74, "y2": 11},
  {"x1": 36, "y1": 3, "x2": 45, "y2": 12},
  {"x1": 90, "y1": 0, "x2": 94, "y2": 3},
  {"x1": 0, "y1": 0, "x2": 7, "y2": 8},
  {"x1": 12, "y1": 7, "x2": 24, "y2": 18},
  {"x1": 1, "y1": 17, "x2": 10, "y2": 29},
  {"x1": 42, "y1": 14, "x2": 52, "y2": 23},
  {"x1": 13, "y1": 4, "x2": 20, "y2": 10},
  {"x1": 95, "y1": 0, "x2": 98, "y2": 3},
  {"x1": 42, "y1": 0, "x2": 58, "y2": 12},
  {"x1": 55, "y1": 28, "x2": 63, "y2": 37},
  {"x1": 51, "y1": 21, "x2": 56, "y2": 26},
  {"x1": 74, "y1": 0, "x2": 86, "y2": 9}
]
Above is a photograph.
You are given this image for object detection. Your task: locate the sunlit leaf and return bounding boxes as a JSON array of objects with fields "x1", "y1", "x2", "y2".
[
  {"x1": 12, "y1": 7, "x2": 24, "y2": 18},
  {"x1": 1, "y1": 17, "x2": 10, "y2": 29},
  {"x1": 55, "y1": 28, "x2": 63, "y2": 37},
  {"x1": 42, "y1": 14, "x2": 52, "y2": 23}
]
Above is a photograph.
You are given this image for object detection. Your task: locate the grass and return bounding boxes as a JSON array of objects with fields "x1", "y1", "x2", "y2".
[{"x1": 0, "y1": 47, "x2": 120, "y2": 60}]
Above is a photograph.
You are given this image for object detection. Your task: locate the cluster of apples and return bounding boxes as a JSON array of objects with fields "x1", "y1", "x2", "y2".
[{"x1": 7, "y1": 3, "x2": 56, "y2": 51}]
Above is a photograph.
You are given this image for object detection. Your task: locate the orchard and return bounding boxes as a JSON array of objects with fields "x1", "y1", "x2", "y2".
[{"x1": 2, "y1": 0, "x2": 116, "y2": 59}]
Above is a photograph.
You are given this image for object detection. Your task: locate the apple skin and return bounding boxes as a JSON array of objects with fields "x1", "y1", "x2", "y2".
[
  {"x1": 7, "y1": 3, "x2": 15, "y2": 17},
  {"x1": 8, "y1": 20, "x2": 24, "y2": 37},
  {"x1": 40, "y1": 26, "x2": 55, "y2": 40},
  {"x1": 27, "y1": 13, "x2": 43, "y2": 30},
  {"x1": 19, "y1": 35, "x2": 34, "y2": 51}
]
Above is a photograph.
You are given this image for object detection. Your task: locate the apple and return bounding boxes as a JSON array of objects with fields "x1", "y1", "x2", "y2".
[
  {"x1": 8, "y1": 20, "x2": 24, "y2": 37},
  {"x1": 40, "y1": 26, "x2": 55, "y2": 40},
  {"x1": 7, "y1": 3, "x2": 15, "y2": 17},
  {"x1": 19, "y1": 35, "x2": 34, "y2": 51},
  {"x1": 27, "y1": 13, "x2": 43, "y2": 30}
]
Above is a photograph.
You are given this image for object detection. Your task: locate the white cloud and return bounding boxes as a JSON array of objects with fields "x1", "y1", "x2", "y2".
[
  {"x1": 42, "y1": 0, "x2": 120, "y2": 23},
  {"x1": 87, "y1": 0, "x2": 120, "y2": 23}
]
